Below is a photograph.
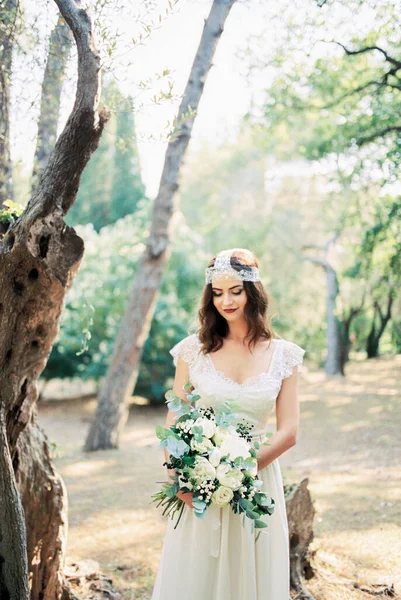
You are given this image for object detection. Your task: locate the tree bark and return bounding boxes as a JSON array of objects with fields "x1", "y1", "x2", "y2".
[
  {"x1": 286, "y1": 478, "x2": 316, "y2": 599},
  {"x1": 31, "y1": 13, "x2": 74, "y2": 196},
  {"x1": 366, "y1": 292, "x2": 393, "y2": 358},
  {"x1": 325, "y1": 265, "x2": 344, "y2": 375},
  {"x1": 0, "y1": 408, "x2": 30, "y2": 600},
  {"x1": 85, "y1": 0, "x2": 237, "y2": 452},
  {"x1": 0, "y1": 0, "x2": 109, "y2": 596},
  {"x1": 302, "y1": 254, "x2": 345, "y2": 375},
  {"x1": 0, "y1": 0, "x2": 17, "y2": 206},
  {"x1": 340, "y1": 298, "x2": 364, "y2": 365}
]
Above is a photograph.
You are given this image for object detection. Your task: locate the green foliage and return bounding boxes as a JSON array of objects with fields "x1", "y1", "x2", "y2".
[
  {"x1": 66, "y1": 81, "x2": 146, "y2": 231},
  {"x1": 244, "y1": 0, "x2": 401, "y2": 356},
  {"x1": 0, "y1": 199, "x2": 24, "y2": 223},
  {"x1": 179, "y1": 134, "x2": 325, "y2": 360},
  {"x1": 43, "y1": 202, "x2": 204, "y2": 403}
]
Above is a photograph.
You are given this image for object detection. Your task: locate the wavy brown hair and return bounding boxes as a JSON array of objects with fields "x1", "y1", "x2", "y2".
[{"x1": 196, "y1": 248, "x2": 277, "y2": 355}]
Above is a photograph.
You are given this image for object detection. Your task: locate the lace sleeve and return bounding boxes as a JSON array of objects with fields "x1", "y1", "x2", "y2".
[
  {"x1": 169, "y1": 334, "x2": 200, "y2": 368},
  {"x1": 281, "y1": 340, "x2": 306, "y2": 380}
]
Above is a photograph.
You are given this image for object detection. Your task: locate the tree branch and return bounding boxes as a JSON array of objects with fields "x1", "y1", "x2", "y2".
[
  {"x1": 17, "y1": 0, "x2": 109, "y2": 226},
  {"x1": 333, "y1": 42, "x2": 401, "y2": 70},
  {"x1": 357, "y1": 126, "x2": 401, "y2": 146},
  {"x1": 301, "y1": 254, "x2": 334, "y2": 272}
]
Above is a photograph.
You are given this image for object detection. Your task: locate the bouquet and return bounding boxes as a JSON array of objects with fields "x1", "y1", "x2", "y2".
[{"x1": 151, "y1": 382, "x2": 275, "y2": 540}]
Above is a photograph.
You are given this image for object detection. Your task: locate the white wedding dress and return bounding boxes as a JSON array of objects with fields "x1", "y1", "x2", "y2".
[{"x1": 151, "y1": 333, "x2": 305, "y2": 600}]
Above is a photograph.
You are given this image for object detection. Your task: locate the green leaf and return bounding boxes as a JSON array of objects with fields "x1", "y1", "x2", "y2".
[
  {"x1": 155, "y1": 424, "x2": 176, "y2": 441},
  {"x1": 166, "y1": 436, "x2": 190, "y2": 458},
  {"x1": 254, "y1": 519, "x2": 268, "y2": 529},
  {"x1": 239, "y1": 498, "x2": 254, "y2": 511},
  {"x1": 165, "y1": 482, "x2": 179, "y2": 498},
  {"x1": 246, "y1": 510, "x2": 260, "y2": 520}
]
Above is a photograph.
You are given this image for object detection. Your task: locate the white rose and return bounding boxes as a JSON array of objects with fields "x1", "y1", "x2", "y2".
[
  {"x1": 211, "y1": 486, "x2": 234, "y2": 507},
  {"x1": 216, "y1": 464, "x2": 244, "y2": 490},
  {"x1": 190, "y1": 456, "x2": 216, "y2": 483},
  {"x1": 190, "y1": 436, "x2": 214, "y2": 453},
  {"x1": 219, "y1": 435, "x2": 251, "y2": 461},
  {"x1": 208, "y1": 447, "x2": 223, "y2": 467},
  {"x1": 212, "y1": 425, "x2": 236, "y2": 447},
  {"x1": 193, "y1": 418, "x2": 216, "y2": 439}
]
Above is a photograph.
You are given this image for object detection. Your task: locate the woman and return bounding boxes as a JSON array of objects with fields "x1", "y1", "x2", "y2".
[{"x1": 151, "y1": 248, "x2": 305, "y2": 600}]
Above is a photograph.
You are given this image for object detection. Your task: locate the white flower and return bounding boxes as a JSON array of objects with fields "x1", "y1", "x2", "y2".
[
  {"x1": 191, "y1": 456, "x2": 216, "y2": 483},
  {"x1": 208, "y1": 447, "x2": 223, "y2": 467},
  {"x1": 212, "y1": 425, "x2": 236, "y2": 447},
  {"x1": 219, "y1": 435, "x2": 251, "y2": 461},
  {"x1": 211, "y1": 486, "x2": 234, "y2": 507},
  {"x1": 216, "y1": 464, "x2": 244, "y2": 490},
  {"x1": 190, "y1": 436, "x2": 214, "y2": 453},
  {"x1": 193, "y1": 418, "x2": 216, "y2": 439}
]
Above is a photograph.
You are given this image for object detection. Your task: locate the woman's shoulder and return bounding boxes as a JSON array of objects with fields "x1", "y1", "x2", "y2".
[
  {"x1": 274, "y1": 337, "x2": 305, "y2": 352},
  {"x1": 274, "y1": 337, "x2": 306, "y2": 378},
  {"x1": 169, "y1": 332, "x2": 201, "y2": 366}
]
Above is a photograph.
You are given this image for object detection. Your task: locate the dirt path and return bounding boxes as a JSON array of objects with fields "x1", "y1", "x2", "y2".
[{"x1": 38, "y1": 355, "x2": 401, "y2": 600}]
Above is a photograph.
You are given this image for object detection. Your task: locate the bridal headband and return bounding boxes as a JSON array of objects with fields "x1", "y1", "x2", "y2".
[{"x1": 205, "y1": 249, "x2": 260, "y2": 285}]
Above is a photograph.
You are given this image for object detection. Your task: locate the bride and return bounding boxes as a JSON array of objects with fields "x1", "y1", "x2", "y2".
[{"x1": 151, "y1": 247, "x2": 305, "y2": 600}]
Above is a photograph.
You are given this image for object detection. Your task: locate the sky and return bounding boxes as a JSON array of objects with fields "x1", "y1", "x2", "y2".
[
  {"x1": 11, "y1": 0, "x2": 270, "y2": 198},
  {"x1": 10, "y1": 0, "x2": 384, "y2": 198}
]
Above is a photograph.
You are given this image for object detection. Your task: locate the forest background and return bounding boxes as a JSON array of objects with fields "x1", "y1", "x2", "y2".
[
  {"x1": 6, "y1": 0, "x2": 400, "y2": 405},
  {"x1": 1, "y1": 0, "x2": 401, "y2": 598}
]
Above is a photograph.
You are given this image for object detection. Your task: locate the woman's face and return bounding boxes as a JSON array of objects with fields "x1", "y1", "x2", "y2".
[{"x1": 211, "y1": 277, "x2": 247, "y2": 321}]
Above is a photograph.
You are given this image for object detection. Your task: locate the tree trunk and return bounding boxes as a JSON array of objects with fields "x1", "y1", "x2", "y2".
[
  {"x1": 0, "y1": 408, "x2": 30, "y2": 600},
  {"x1": 13, "y1": 411, "x2": 69, "y2": 600},
  {"x1": 302, "y1": 252, "x2": 344, "y2": 376},
  {"x1": 286, "y1": 478, "x2": 316, "y2": 599},
  {"x1": 366, "y1": 294, "x2": 393, "y2": 358},
  {"x1": 0, "y1": 0, "x2": 17, "y2": 206},
  {"x1": 85, "y1": 0, "x2": 237, "y2": 452},
  {"x1": 325, "y1": 266, "x2": 344, "y2": 375},
  {"x1": 31, "y1": 14, "x2": 73, "y2": 196},
  {"x1": 0, "y1": 0, "x2": 109, "y2": 596}
]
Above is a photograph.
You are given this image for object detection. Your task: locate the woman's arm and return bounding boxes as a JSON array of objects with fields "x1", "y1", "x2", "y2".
[
  {"x1": 163, "y1": 356, "x2": 194, "y2": 508},
  {"x1": 256, "y1": 366, "x2": 300, "y2": 471}
]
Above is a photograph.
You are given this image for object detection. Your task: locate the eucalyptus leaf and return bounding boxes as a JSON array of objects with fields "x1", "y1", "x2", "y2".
[
  {"x1": 155, "y1": 424, "x2": 176, "y2": 441},
  {"x1": 166, "y1": 436, "x2": 190, "y2": 458},
  {"x1": 246, "y1": 510, "x2": 260, "y2": 520},
  {"x1": 254, "y1": 519, "x2": 268, "y2": 529},
  {"x1": 239, "y1": 498, "x2": 254, "y2": 511}
]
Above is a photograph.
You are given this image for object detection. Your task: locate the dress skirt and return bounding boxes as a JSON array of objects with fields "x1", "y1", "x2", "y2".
[{"x1": 151, "y1": 457, "x2": 290, "y2": 600}]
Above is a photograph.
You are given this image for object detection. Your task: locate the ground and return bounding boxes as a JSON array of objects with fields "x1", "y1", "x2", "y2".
[{"x1": 38, "y1": 354, "x2": 401, "y2": 600}]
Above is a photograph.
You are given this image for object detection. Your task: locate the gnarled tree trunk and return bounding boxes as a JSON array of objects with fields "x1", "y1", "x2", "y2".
[
  {"x1": 286, "y1": 478, "x2": 316, "y2": 599},
  {"x1": 0, "y1": 0, "x2": 109, "y2": 597},
  {"x1": 85, "y1": 0, "x2": 237, "y2": 452},
  {"x1": 31, "y1": 13, "x2": 73, "y2": 195},
  {"x1": 0, "y1": 0, "x2": 18, "y2": 206}
]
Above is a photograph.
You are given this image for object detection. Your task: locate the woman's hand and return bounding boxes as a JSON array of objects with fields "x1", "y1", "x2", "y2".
[{"x1": 176, "y1": 490, "x2": 194, "y2": 508}]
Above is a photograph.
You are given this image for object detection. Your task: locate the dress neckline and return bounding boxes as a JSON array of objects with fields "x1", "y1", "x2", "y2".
[{"x1": 205, "y1": 338, "x2": 280, "y2": 387}]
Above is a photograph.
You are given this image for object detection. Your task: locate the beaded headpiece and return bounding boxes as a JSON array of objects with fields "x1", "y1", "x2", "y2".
[{"x1": 205, "y1": 249, "x2": 260, "y2": 285}]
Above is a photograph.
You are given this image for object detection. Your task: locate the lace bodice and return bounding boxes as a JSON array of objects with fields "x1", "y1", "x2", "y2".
[{"x1": 169, "y1": 333, "x2": 305, "y2": 440}]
